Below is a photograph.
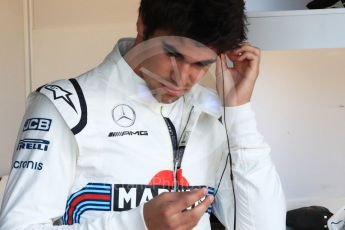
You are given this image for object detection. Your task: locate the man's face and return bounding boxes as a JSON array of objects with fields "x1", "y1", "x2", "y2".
[{"x1": 136, "y1": 31, "x2": 217, "y2": 103}]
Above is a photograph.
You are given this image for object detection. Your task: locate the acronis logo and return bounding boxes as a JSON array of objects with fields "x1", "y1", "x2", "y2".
[{"x1": 13, "y1": 161, "x2": 43, "y2": 171}]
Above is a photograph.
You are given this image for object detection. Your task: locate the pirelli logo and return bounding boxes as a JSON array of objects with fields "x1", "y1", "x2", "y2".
[{"x1": 17, "y1": 138, "x2": 50, "y2": 152}]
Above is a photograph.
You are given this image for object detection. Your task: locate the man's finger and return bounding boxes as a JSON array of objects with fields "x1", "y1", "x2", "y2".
[
  {"x1": 230, "y1": 45, "x2": 260, "y2": 57},
  {"x1": 237, "y1": 52, "x2": 259, "y2": 63},
  {"x1": 178, "y1": 195, "x2": 215, "y2": 229},
  {"x1": 216, "y1": 54, "x2": 226, "y2": 71},
  {"x1": 171, "y1": 188, "x2": 208, "y2": 212}
]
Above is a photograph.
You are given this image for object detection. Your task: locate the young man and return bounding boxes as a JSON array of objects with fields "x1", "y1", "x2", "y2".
[{"x1": 0, "y1": 0, "x2": 286, "y2": 229}]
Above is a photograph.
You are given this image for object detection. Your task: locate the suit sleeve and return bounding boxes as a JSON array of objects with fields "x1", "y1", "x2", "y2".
[
  {"x1": 212, "y1": 103, "x2": 286, "y2": 230},
  {"x1": 0, "y1": 92, "x2": 148, "y2": 230},
  {"x1": 328, "y1": 206, "x2": 345, "y2": 230}
]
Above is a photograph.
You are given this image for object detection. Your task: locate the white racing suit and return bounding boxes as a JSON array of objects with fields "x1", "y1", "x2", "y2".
[
  {"x1": 0, "y1": 38, "x2": 286, "y2": 230},
  {"x1": 328, "y1": 207, "x2": 345, "y2": 230}
]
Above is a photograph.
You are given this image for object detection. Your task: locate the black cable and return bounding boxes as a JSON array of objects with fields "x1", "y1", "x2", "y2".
[
  {"x1": 213, "y1": 54, "x2": 237, "y2": 230},
  {"x1": 178, "y1": 105, "x2": 194, "y2": 145}
]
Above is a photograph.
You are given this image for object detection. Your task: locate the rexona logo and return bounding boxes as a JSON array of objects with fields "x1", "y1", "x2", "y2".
[
  {"x1": 17, "y1": 138, "x2": 50, "y2": 152},
  {"x1": 23, "y1": 118, "x2": 52, "y2": 132}
]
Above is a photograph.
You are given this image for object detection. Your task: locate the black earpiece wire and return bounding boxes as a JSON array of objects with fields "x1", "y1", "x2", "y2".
[{"x1": 213, "y1": 54, "x2": 237, "y2": 230}]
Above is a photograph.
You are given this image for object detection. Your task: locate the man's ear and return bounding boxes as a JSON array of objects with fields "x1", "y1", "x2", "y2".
[{"x1": 136, "y1": 14, "x2": 145, "y2": 39}]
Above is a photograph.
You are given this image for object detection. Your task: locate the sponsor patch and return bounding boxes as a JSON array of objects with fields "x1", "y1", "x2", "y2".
[
  {"x1": 108, "y1": 131, "x2": 148, "y2": 137},
  {"x1": 17, "y1": 138, "x2": 50, "y2": 152},
  {"x1": 12, "y1": 160, "x2": 43, "y2": 171},
  {"x1": 45, "y1": 85, "x2": 77, "y2": 113},
  {"x1": 63, "y1": 182, "x2": 214, "y2": 225},
  {"x1": 112, "y1": 104, "x2": 136, "y2": 127},
  {"x1": 113, "y1": 184, "x2": 214, "y2": 213},
  {"x1": 23, "y1": 118, "x2": 52, "y2": 132}
]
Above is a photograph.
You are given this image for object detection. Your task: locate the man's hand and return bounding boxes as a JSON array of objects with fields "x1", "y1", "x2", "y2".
[
  {"x1": 216, "y1": 42, "x2": 261, "y2": 107},
  {"x1": 143, "y1": 188, "x2": 214, "y2": 230}
]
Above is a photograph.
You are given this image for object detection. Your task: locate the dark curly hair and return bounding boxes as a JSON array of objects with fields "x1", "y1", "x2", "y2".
[{"x1": 139, "y1": 0, "x2": 247, "y2": 53}]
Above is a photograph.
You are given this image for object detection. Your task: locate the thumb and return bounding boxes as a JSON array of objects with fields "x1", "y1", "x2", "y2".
[{"x1": 216, "y1": 54, "x2": 237, "y2": 106}]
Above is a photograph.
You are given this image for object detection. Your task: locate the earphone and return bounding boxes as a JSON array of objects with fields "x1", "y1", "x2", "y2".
[{"x1": 213, "y1": 54, "x2": 237, "y2": 230}]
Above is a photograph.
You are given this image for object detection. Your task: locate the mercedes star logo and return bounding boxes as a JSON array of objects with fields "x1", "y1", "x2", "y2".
[{"x1": 112, "y1": 104, "x2": 136, "y2": 127}]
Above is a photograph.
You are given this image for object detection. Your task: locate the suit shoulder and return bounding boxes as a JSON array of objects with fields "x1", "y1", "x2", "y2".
[{"x1": 36, "y1": 78, "x2": 87, "y2": 135}]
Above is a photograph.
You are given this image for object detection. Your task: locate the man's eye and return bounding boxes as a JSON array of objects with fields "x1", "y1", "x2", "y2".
[
  {"x1": 195, "y1": 62, "x2": 209, "y2": 68},
  {"x1": 195, "y1": 62, "x2": 206, "y2": 67},
  {"x1": 166, "y1": 51, "x2": 182, "y2": 58}
]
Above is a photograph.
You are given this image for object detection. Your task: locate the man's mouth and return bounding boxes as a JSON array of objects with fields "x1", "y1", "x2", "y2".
[
  {"x1": 161, "y1": 85, "x2": 186, "y2": 97},
  {"x1": 139, "y1": 67, "x2": 188, "y2": 97}
]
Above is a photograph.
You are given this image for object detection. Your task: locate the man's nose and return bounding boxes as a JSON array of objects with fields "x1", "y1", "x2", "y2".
[{"x1": 172, "y1": 62, "x2": 191, "y2": 87}]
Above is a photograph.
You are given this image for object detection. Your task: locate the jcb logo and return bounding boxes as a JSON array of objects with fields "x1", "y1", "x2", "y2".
[{"x1": 23, "y1": 118, "x2": 52, "y2": 132}]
